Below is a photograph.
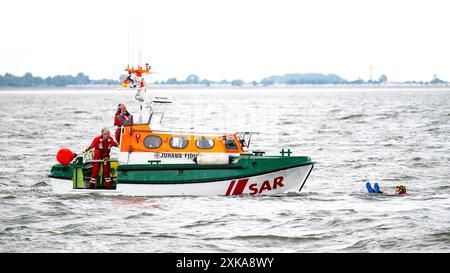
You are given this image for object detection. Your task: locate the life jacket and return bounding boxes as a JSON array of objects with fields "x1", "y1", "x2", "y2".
[
  {"x1": 89, "y1": 135, "x2": 117, "y2": 159},
  {"x1": 114, "y1": 111, "x2": 131, "y2": 127}
]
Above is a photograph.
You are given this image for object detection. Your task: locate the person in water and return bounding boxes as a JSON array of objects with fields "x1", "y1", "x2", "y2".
[
  {"x1": 395, "y1": 184, "x2": 407, "y2": 195},
  {"x1": 84, "y1": 128, "x2": 118, "y2": 189},
  {"x1": 366, "y1": 182, "x2": 407, "y2": 195},
  {"x1": 114, "y1": 103, "x2": 132, "y2": 144}
]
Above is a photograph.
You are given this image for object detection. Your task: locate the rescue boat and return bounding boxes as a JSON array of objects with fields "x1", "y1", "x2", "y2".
[{"x1": 48, "y1": 65, "x2": 314, "y2": 196}]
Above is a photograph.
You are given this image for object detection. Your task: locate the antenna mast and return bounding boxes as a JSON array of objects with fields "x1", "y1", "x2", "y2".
[{"x1": 123, "y1": 18, "x2": 152, "y2": 122}]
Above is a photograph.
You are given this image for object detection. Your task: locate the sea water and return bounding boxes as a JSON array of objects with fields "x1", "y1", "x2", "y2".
[{"x1": 0, "y1": 87, "x2": 449, "y2": 252}]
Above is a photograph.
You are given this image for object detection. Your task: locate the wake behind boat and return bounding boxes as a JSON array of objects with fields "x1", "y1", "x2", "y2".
[{"x1": 48, "y1": 64, "x2": 314, "y2": 196}]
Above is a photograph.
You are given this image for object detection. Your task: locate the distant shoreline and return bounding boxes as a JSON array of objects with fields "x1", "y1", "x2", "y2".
[
  {"x1": 1, "y1": 83, "x2": 450, "y2": 91},
  {"x1": 2, "y1": 72, "x2": 448, "y2": 90}
]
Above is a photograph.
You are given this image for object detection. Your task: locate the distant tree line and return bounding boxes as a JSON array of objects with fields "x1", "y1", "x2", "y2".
[
  {"x1": 153, "y1": 74, "x2": 246, "y2": 87},
  {"x1": 1, "y1": 72, "x2": 447, "y2": 87},
  {"x1": 0, "y1": 72, "x2": 119, "y2": 87},
  {"x1": 260, "y1": 73, "x2": 346, "y2": 85},
  {"x1": 155, "y1": 73, "x2": 390, "y2": 86}
]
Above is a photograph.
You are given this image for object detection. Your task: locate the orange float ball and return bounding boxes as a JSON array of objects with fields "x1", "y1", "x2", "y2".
[{"x1": 56, "y1": 148, "x2": 75, "y2": 165}]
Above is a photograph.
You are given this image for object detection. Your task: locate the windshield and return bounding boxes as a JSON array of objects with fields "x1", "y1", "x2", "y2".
[{"x1": 236, "y1": 132, "x2": 252, "y2": 148}]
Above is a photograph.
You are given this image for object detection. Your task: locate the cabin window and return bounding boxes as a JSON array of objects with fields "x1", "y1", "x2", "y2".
[
  {"x1": 143, "y1": 135, "x2": 162, "y2": 149},
  {"x1": 224, "y1": 138, "x2": 238, "y2": 150},
  {"x1": 170, "y1": 136, "x2": 189, "y2": 149},
  {"x1": 196, "y1": 137, "x2": 215, "y2": 149}
]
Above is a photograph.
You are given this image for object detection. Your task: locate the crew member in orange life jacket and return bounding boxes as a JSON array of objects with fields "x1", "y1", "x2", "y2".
[
  {"x1": 114, "y1": 103, "x2": 132, "y2": 144},
  {"x1": 84, "y1": 128, "x2": 118, "y2": 189}
]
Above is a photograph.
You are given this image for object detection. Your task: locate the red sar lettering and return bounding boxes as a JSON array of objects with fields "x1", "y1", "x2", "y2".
[{"x1": 249, "y1": 176, "x2": 284, "y2": 195}]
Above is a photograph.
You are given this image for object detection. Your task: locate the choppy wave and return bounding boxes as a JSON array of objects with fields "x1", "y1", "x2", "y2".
[
  {"x1": 339, "y1": 114, "x2": 366, "y2": 120},
  {"x1": 1, "y1": 88, "x2": 450, "y2": 252}
]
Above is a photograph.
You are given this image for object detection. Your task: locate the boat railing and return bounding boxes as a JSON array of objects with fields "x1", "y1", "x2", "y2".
[
  {"x1": 82, "y1": 149, "x2": 119, "y2": 164},
  {"x1": 84, "y1": 159, "x2": 119, "y2": 163}
]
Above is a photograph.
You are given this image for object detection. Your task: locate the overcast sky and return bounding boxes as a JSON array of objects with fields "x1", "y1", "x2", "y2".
[{"x1": 1, "y1": 0, "x2": 449, "y2": 82}]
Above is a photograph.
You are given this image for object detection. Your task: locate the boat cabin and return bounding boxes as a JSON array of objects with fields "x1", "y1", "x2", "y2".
[{"x1": 118, "y1": 123, "x2": 252, "y2": 164}]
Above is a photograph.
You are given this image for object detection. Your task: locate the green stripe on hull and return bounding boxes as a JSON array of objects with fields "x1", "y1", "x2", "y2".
[
  {"x1": 48, "y1": 156, "x2": 313, "y2": 185},
  {"x1": 48, "y1": 164, "x2": 74, "y2": 180},
  {"x1": 118, "y1": 156, "x2": 312, "y2": 184}
]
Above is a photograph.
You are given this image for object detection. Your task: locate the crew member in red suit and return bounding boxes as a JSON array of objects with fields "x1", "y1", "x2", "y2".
[
  {"x1": 84, "y1": 128, "x2": 118, "y2": 189},
  {"x1": 114, "y1": 103, "x2": 132, "y2": 144}
]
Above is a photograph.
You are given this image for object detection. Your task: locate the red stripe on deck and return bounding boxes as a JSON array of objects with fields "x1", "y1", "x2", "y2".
[
  {"x1": 225, "y1": 180, "x2": 236, "y2": 196},
  {"x1": 232, "y1": 178, "x2": 249, "y2": 195}
]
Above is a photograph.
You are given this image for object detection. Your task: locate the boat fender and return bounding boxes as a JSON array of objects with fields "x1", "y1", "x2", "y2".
[
  {"x1": 195, "y1": 154, "x2": 231, "y2": 165},
  {"x1": 56, "y1": 148, "x2": 75, "y2": 165}
]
